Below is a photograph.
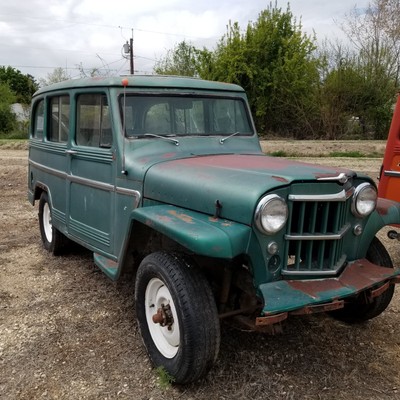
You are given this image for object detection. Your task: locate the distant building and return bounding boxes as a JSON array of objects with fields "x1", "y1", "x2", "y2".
[{"x1": 11, "y1": 103, "x2": 29, "y2": 122}]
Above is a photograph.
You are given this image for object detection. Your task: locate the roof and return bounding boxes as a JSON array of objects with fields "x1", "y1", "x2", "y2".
[{"x1": 33, "y1": 75, "x2": 245, "y2": 96}]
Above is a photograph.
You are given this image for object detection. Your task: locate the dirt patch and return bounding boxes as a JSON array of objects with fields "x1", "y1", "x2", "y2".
[{"x1": 1, "y1": 144, "x2": 400, "y2": 400}]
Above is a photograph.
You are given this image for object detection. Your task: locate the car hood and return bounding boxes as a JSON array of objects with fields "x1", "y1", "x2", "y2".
[{"x1": 143, "y1": 154, "x2": 357, "y2": 225}]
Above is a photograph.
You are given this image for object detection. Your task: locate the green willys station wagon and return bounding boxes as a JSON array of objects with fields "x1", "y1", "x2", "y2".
[{"x1": 28, "y1": 75, "x2": 400, "y2": 383}]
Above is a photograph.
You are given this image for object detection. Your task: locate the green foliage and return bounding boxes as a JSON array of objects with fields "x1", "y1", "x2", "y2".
[
  {"x1": 154, "y1": 41, "x2": 200, "y2": 77},
  {"x1": 319, "y1": 49, "x2": 396, "y2": 140},
  {"x1": 198, "y1": 3, "x2": 321, "y2": 138},
  {"x1": 0, "y1": 83, "x2": 17, "y2": 135},
  {"x1": 0, "y1": 66, "x2": 38, "y2": 104},
  {"x1": 155, "y1": 366, "x2": 175, "y2": 389},
  {"x1": 269, "y1": 150, "x2": 288, "y2": 157}
]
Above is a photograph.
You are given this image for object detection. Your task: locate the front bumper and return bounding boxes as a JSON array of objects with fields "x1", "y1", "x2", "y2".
[{"x1": 256, "y1": 259, "x2": 400, "y2": 326}]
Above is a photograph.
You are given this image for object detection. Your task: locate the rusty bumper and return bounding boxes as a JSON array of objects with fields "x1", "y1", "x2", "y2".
[{"x1": 257, "y1": 259, "x2": 400, "y2": 326}]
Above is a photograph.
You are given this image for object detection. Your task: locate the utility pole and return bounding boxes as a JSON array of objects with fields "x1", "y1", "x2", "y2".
[
  {"x1": 129, "y1": 36, "x2": 134, "y2": 75},
  {"x1": 122, "y1": 29, "x2": 134, "y2": 75}
]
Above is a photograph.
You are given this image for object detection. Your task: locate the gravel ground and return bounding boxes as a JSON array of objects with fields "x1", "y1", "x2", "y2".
[{"x1": 1, "y1": 142, "x2": 399, "y2": 400}]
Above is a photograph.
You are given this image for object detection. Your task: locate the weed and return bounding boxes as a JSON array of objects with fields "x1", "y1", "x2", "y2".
[
  {"x1": 155, "y1": 366, "x2": 175, "y2": 389},
  {"x1": 269, "y1": 150, "x2": 288, "y2": 157}
]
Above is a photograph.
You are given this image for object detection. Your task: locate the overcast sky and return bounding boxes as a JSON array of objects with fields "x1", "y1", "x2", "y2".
[{"x1": 0, "y1": 0, "x2": 370, "y2": 81}]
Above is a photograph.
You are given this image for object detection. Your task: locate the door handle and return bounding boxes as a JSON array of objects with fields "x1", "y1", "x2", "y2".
[{"x1": 65, "y1": 150, "x2": 78, "y2": 155}]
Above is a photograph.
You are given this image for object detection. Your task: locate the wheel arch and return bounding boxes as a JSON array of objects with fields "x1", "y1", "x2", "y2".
[
  {"x1": 357, "y1": 198, "x2": 400, "y2": 253},
  {"x1": 30, "y1": 181, "x2": 51, "y2": 205},
  {"x1": 117, "y1": 205, "x2": 252, "y2": 276},
  {"x1": 128, "y1": 204, "x2": 251, "y2": 253}
]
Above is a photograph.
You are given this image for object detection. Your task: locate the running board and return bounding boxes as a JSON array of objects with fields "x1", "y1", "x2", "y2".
[{"x1": 93, "y1": 253, "x2": 119, "y2": 280}]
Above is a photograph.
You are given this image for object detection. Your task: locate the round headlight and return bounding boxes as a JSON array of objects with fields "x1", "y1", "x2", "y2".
[
  {"x1": 352, "y1": 183, "x2": 377, "y2": 218},
  {"x1": 255, "y1": 195, "x2": 288, "y2": 234}
]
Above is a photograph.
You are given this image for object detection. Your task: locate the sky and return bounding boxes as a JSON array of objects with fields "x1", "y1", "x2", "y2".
[{"x1": 0, "y1": 0, "x2": 371, "y2": 82}]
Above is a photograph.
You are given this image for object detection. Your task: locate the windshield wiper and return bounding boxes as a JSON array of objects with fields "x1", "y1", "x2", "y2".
[
  {"x1": 144, "y1": 133, "x2": 180, "y2": 146},
  {"x1": 219, "y1": 132, "x2": 240, "y2": 144}
]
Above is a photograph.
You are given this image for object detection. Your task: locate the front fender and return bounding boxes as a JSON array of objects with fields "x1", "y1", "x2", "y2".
[
  {"x1": 131, "y1": 205, "x2": 251, "y2": 259},
  {"x1": 359, "y1": 198, "x2": 400, "y2": 251}
]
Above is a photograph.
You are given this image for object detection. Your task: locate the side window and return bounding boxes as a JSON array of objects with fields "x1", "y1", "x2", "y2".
[
  {"x1": 76, "y1": 94, "x2": 112, "y2": 148},
  {"x1": 49, "y1": 96, "x2": 70, "y2": 142},
  {"x1": 32, "y1": 100, "x2": 44, "y2": 139}
]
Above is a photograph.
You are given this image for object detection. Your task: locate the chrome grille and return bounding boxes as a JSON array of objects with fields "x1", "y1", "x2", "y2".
[{"x1": 282, "y1": 188, "x2": 353, "y2": 276}]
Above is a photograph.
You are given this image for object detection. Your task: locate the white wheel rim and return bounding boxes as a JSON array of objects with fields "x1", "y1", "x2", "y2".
[
  {"x1": 145, "y1": 278, "x2": 180, "y2": 358},
  {"x1": 42, "y1": 202, "x2": 53, "y2": 243}
]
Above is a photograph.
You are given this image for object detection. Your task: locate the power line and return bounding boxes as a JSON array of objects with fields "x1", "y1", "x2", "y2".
[{"x1": 0, "y1": 12, "x2": 217, "y2": 41}]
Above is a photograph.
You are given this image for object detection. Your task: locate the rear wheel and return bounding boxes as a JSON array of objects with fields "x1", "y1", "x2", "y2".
[
  {"x1": 135, "y1": 252, "x2": 220, "y2": 384},
  {"x1": 38, "y1": 192, "x2": 69, "y2": 255},
  {"x1": 330, "y1": 236, "x2": 395, "y2": 323}
]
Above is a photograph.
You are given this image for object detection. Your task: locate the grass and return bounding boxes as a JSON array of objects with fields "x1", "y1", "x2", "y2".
[
  {"x1": 327, "y1": 150, "x2": 382, "y2": 158},
  {"x1": 155, "y1": 366, "x2": 175, "y2": 389},
  {"x1": 0, "y1": 139, "x2": 28, "y2": 149},
  {"x1": 268, "y1": 150, "x2": 382, "y2": 158}
]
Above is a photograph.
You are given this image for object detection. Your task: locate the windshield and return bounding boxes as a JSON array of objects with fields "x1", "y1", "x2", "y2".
[{"x1": 120, "y1": 95, "x2": 254, "y2": 138}]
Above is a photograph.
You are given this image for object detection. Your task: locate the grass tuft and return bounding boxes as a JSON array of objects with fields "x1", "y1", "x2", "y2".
[{"x1": 155, "y1": 366, "x2": 175, "y2": 389}]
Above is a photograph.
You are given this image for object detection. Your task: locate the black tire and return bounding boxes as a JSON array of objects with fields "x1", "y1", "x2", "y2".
[
  {"x1": 330, "y1": 236, "x2": 395, "y2": 323},
  {"x1": 38, "y1": 192, "x2": 69, "y2": 255},
  {"x1": 135, "y1": 252, "x2": 220, "y2": 384}
]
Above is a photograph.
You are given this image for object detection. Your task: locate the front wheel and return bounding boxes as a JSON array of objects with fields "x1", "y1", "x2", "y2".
[
  {"x1": 330, "y1": 236, "x2": 395, "y2": 323},
  {"x1": 38, "y1": 192, "x2": 69, "y2": 255},
  {"x1": 135, "y1": 252, "x2": 220, "y2": 384}
]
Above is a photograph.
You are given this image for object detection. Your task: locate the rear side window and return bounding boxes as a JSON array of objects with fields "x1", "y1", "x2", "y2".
[
  {"x1": 76, "y1": 94, "x2": 112, "y2": 148},
  {"x1": 49, "y1": 96, "x2": 70, "y2": 142},
  {"x1": 32, "y1": 100, "x2": 44, "y2": 139}
]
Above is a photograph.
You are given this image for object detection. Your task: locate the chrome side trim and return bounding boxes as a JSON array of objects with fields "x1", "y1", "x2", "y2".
[
  {"x1": 116, "y1": 187, "x2": 142, "y2": 207},
  {"x1": 285, "y1": 224, "x2": 351, "y2": 241},
  {"x1": 30, "y1": 159, "x2": 141, "y2": 205},
  {"x1": 288, "y1": 188, "x2": 353, "y2": 202},
  {"x1": 29, "y1": 159, "x2": 66, "y2": 180},
  {"x1": 69, "y1": 175, "x2": 114, "y2": 192}
]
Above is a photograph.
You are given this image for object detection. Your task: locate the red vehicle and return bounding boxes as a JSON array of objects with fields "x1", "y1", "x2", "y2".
[{"x1": 378, "y1": 94, "x2": 400, "y2": 235}]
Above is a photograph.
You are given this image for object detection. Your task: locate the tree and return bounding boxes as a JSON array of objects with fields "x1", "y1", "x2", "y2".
[
  {"x1": 202, "y1": 3, "x2": 321, "y2": 137},
  {"x1": 154, "y1": 41, "x2": 200, "y2": 76},
  {"x1": 0, "y1": 82, "x2": 17, "y2": 134},
  {"x1": 342, "y1": 0, "x2": 400, "y2": 86},
  {"x1": 39, "y1": 67, "x2": 70, "y2": 87},
  {"x1": 0, "y1": 66, "x2": 38, "y2": 104},
  {"x1": 320, "y1": 0, "x2": 400, "y2": 139}
]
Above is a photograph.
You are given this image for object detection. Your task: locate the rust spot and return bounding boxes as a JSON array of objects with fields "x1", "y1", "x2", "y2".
[
  {"x1": 256, "y1": 312, "x2": 288, "y2": 326},
  {"x1": 271, "y1": 175, "x2": 289, "y2": 183},
  {"x1": 168, "y1": 209, "x2": 194, "y2": 224},
  {"x1": 289, "y1": 300, "x2": 344, "y2": 315},
  {"x1": 157, "y1": 215, "x2": 172, "y2": 223},
  {"x1": 221, "y1": 222, "x2": 233, "y2": 227},
  {"x1": 208, "y1": 216, "x2": 233, "y2": 227},
  {"x1": 162, "y1": 152, "x2": 177, "y2": 159}
]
